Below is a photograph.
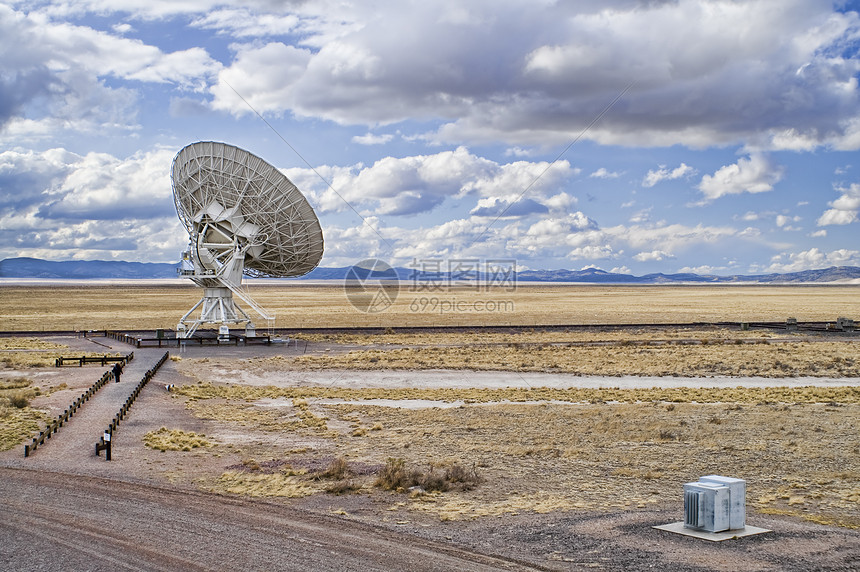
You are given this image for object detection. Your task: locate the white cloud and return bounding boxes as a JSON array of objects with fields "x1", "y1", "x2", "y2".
[
  {"x1": 590, "y1": 167, "x2": 621, "y2": 179},
  {"x1": 633, "y1": 250, "x2": 674, "y2": 262},
  {"x1": 698, "y1": 154, "x2": 784, "y2": 201},
  {"x1": 193, "y1": 1, "x2": 860, "y2": 150},
  {"x1": 678, "y1": 265, "x2": 727, "y2": 275},
  {"x1": 808, "y1": 229, "x2": 827, "y2": 237},
  {"x1": 766, "y1": 248, "x2": 860, "y2": 272},
  {"x1": 817, "y1": 183, "x2": 860, "y2": 226},
  {"x1": 817, "y1": 209, "x2": 858, "y2": 225},
  {"x1": 569, "y1": 245, "x2": 615, "y2": 260},
  {"x1": 14, "y1": 1, "x2": 860, "y2": 152},
  {"x1": 504, "y1": 147, "x2": 536, "y2": 158},
  {"x1": 0, "y1": 4, "x2": 220, "y2": 138},
  {"x1": 0, "y1": 146, "x2": 183, "y2": 262},
  {"x1": 287, "y1": 147, "x2": 579, "y2": 217},
  {"x1": 642, "y1": 163, "x2": 695, "y2": 187},
  {"x1": 352, "y1": 133, "x2": 394, "y2": 145},
  {"x1": 628, "y1": 208, "x2": 652, "y2": 224},
  {"x1": 526, "y1": 213, "x2": 597, "y2": 237},
  {"x1": 775, "y1": 214, "x2": 801, "y2": 228},
  {"x1": 191, "y1": 8, "x2": 301, "y2": 38}
]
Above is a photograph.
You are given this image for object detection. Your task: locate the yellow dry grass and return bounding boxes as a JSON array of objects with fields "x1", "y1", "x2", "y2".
[
  {"x1": 170, "y1": 380, "x2": 860, "y2": 528},
  {"x1": 143, "y1": 427, "x2": 215, "y2": 452},
  {"x1": 209, "y1": 471, "x2": 321, "y2": 498},
  {"x1": 263, "y1": 340, "x2": 860, "y2": 377},
  {"x1": 173, "y1": 382, "x2": 860, "y2": 405},
  {"x1": 1, "y1": 284, "x2": 858, "y2": 330},
  {"x1": 298, "y1": 327, "x2": 788, "y2": 345},
  {"x1": 0, "y1": 338, "x2": 68, "y2": 350},
  {"x1": 185, "y1": 395, "x2": 332, "y2": 435},
  {"x1": 0, "y1": 404, "x2": 47, "y2": 451},
  {"x1": 0, "y1": 337, "x2": 120, "y2": 369},
  {"x1": 332, "y1": 401, "x2": 860, "y2": 527}
]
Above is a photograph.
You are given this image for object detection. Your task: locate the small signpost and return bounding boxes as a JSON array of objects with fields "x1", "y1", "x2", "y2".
[{"x1": 96, "y1": 431, "x2": 111, "y2": 461}]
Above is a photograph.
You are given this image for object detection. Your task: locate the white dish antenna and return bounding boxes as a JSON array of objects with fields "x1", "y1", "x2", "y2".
[{"x1": 171, "y1": 141, "x2": 324, "y2": 338}]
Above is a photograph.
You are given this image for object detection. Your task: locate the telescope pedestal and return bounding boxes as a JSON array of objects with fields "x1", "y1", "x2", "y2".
[{"x1": 177, "y1": 287, "x2": 252, "y2": 338}]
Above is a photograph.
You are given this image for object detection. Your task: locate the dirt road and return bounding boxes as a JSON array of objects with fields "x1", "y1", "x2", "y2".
[{"x1": 0, "y1": 467, "x2": 539, "y2": 571}]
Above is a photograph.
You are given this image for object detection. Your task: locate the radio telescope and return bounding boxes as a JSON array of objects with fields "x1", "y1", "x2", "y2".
[{"x1": 171, "y1": 141, "x2": 324, "y2": 338}]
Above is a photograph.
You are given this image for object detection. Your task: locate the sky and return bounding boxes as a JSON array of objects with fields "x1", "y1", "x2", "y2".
[{"x1": 1, "y1": 0, "x2": 859, "y2": 276}]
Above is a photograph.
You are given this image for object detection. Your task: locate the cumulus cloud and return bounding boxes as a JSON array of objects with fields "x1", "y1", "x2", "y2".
[
  {"x1": 628, "y1": 208, "x2": 652, "y2": 224},
  {"x1": 194, "y1": 1, "x2": 860, "y2": 150},
  {"x1": 569, "y1": 245, "x2": 615, "y2": 260},
  {"x1": 698, "y1": 154, "x2": 784, "y2": 202},
  {"x1": 633, "y1": 250, "x2": 674, "y2": 262},
  {"x1": 766, "y1": 248, "x2": 860, "y2": 273},
  {"x1": 775, "y1": 214, "x2": 802, "y2": 229},
  {"x1": 470, "y1": 197, "x2": 548, "y2": 218},
  {"x1": 0, "y1": 146, "x2": 182, "y2": 262},
  {"x1": 10, "y1": 2, "x2": 860, "y2": 152},
  {"x1": 191, "y1": 8, "x2": 301, "y2": 38},
  {"x1": 590, "y1": 167, "x2": 621, "y2": 179},
  {"x1": 286, "y1": 147, "x2": 579, "y2": 217},
  {"x1": 642, "y1": 163, "x2": 695, "y2": 187},
  {"x1": 817, "y1": 183, "x2": 860, "y2": 226},
  {"x1": 352, "y1": 132, "x2": 394, "y2": 145},
  {"x1": 678, "y1": 265, "x2": 729, "y2": 274},
  {"x1": 0, "y1": 4, "x2": 220, "y2": 137}
]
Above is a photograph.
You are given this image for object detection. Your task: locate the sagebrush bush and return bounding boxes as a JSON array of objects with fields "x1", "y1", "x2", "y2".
[
  {"x1": 319, "y1": 457, "x2": 350, "y2": 480},
  {"x1": 374, "y1": 458, "x2": 481, "y2": 493},
  {"x1": 8, "y1": 392, "x2": 29, "y2": 409}
]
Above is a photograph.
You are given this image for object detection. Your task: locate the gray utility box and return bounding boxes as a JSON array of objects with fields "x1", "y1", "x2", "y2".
[{"x1": 684, "y1": 475, "x2": 746, "y2": 532}]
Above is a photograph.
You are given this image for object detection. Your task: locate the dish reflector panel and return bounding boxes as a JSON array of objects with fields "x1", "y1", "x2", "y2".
[{"x1": 172, "y1": 141, "x2": 324, "y2": 278}]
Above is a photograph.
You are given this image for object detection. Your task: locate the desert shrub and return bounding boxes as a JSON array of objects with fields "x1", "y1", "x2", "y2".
[
  {"x1": 419, "y1": 471, "x2": 449, "y2": 493},
  {"x1": 374, "y1": 458, "x2": 480, "y2": 493},
  {"x1": 8, "y1": 392, "x2": 29, "y2": 409},
  {"x1": 658, "y1": 428, "x2": 677, "y2": 441},
  {"x1": 444, "y1": 463, "x2": 483, "y2": 491},
  {"x1": 375, "y1": 457, "x2": 414, "y2": 491},
  {"x1": 319, "y1": 457, "x2": 350, "y2": 480},
  {"x1": 324, "y1": 480, "x2": 360, "y2": 495},
  {"x1": 0, "y1": 377, "x2": 31, "y2": 390},
  {"x1": 243, "y1": 458, "x2": 262, "y2": 471}
]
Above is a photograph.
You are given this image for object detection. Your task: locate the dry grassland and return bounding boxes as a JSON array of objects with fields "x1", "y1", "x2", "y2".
[
  {"x1": 299, "y1": 327, "x2": 788, "y2": 345},
  {"x1": 169, "y1": 382, "x2": 860, "y2": 528},
  {"x1": 174, "y1": 381, "x2": 860, "y2": 406},
  {"x1": 0, "y1": 405, "x2": 46, "y2": 452},
  {"x1": 0, "y1": 337, "x2": 114, "y2": 450},
  {"x1": 0, "y1": 375, "x2": 46, "y2": 451},
  {"x1": 265, "y1": 338, "x2": 860, "y2": 377},
  {"x1": 0, "y1": 336, "x2": 120, "y2": 369},
  {"x1": 143, "y1": 427, "x2": 215, "y2": 452},
  {"x1": 1, "y1": 283, "x2": 858, "y2": 330}
]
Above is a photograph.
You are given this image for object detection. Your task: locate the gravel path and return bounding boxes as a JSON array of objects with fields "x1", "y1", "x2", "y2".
[
  {"x1": 15, "y1": 346, "x2": 171, "y2": 474},
  {"x1": 0, "y1": 468, "x2": 537, "y2": 572}
]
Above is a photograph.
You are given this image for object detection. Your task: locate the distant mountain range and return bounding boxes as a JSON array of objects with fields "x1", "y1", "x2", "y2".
[{"x1": 2, "y1": 257, "x2": 860, "y2": 284}]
